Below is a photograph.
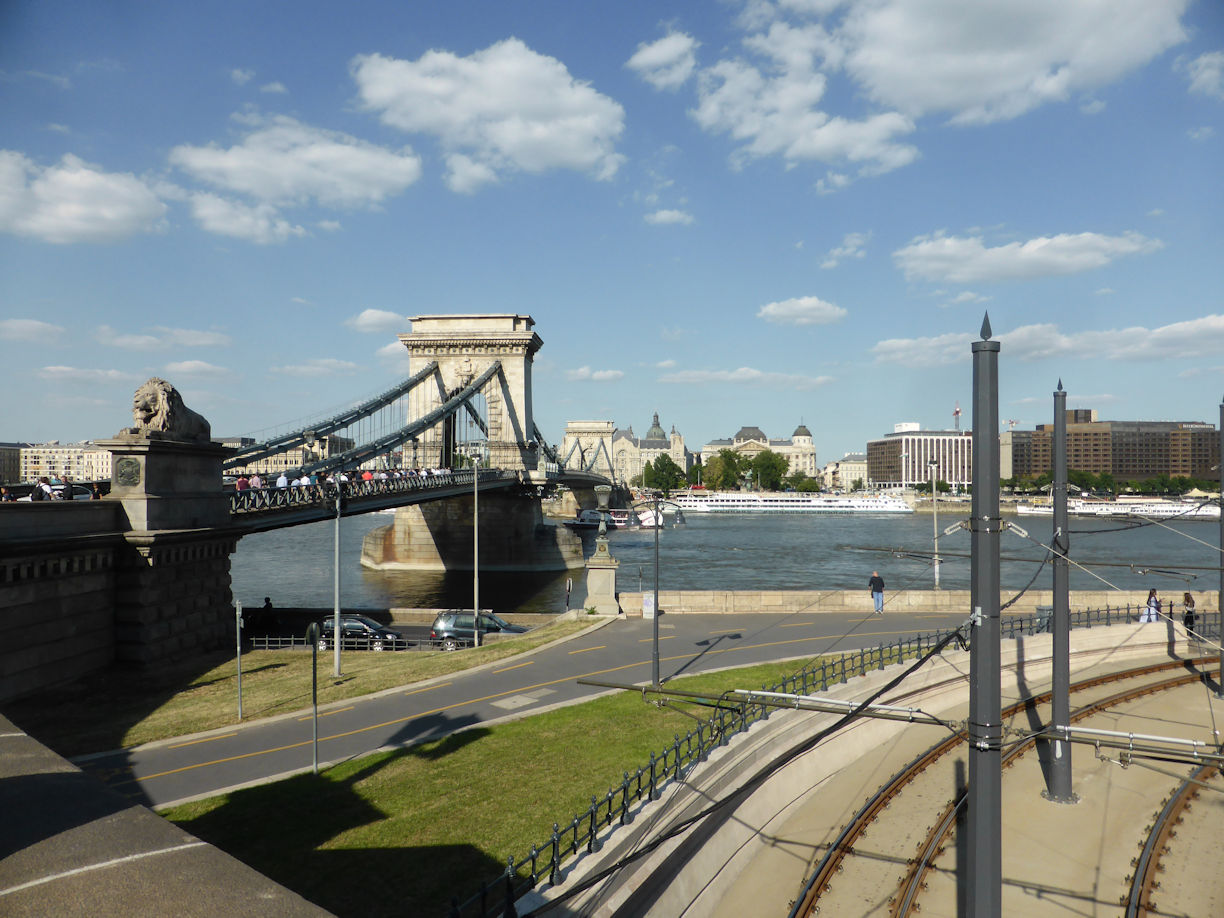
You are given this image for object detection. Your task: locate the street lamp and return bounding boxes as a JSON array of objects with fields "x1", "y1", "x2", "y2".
[
  {"x1": 929, "y1": 460, "x2": 941, "y2": 589},
  {"x1": 332, "y1": 482, "x2": 343, "y2": 677},
  {"x1": 473, "y1": 447, "x2": 481, "y2": 648},
  {"x1": 652, "y1": 490, "x2": 661, "y2": 688}
]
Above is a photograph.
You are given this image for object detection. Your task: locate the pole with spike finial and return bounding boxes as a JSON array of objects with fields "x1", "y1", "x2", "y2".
[{"x1": 1046, "y1": 379, "x2": 1076, "y2": 802}]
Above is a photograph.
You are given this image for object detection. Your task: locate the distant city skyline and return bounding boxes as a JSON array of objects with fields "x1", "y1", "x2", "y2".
[{"x1": 2, "y1": 2, "x2": 1221, "y2": 462}]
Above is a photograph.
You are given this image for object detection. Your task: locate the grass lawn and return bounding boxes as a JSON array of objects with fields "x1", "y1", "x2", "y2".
[
  {"x1": 161, "y1": 661, "x2": 806, "y2": 917},
  {"x1": 5, "y1": 619, "x2": 596, "y2": 758}
]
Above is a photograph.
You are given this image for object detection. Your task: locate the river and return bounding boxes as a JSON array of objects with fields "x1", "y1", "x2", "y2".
[{"x1": 230, "y1": 507, "x2": 1221, "y2": 615}]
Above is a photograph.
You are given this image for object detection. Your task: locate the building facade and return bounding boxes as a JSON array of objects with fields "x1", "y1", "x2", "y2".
[
  {"x1": 866, "y1": 424, "x2": 973, "y2": 489},
  {"x1": 699, "y1": 424, "x2": 818, "y2": 479},
  {"x1": 1003, "y1": 410, "x2": 1218, "y2": 482},
  {"x1": 18, "y1": 442, "x2": 113, "y2": 483},
  {"x1": 611, "y1": 413, "x2": 695, "y2": 484},
  {"x1": 820, "y1": 452, "x2": 868, "y2": 491}
]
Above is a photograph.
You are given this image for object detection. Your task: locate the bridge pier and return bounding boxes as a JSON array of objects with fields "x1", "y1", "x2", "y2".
[{"x1": 360, "y1": 492, "x2": 584, "y2": 572}]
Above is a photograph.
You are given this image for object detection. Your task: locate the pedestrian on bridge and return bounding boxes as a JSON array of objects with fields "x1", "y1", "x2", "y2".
[
  {"x1": 869, "y1": 570, "x2": 885, "y2": 614},
  {"x1": 1182, "y1": 592, "x2": 1196, "y2": 635}
]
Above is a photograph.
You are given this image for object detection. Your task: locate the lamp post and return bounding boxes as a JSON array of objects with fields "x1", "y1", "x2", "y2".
[
  {"x1": 332, "y1": 482, "x2": 342, "y2": 677},
  {"x1": 929, "y1": 460, "x2": 941, "y2": 589},
  {"x1": 473, "y1": 449, "x2": 481, "y2": 649},
  {"x1": 652, "y1": 490, "x2": 661, "y2": 688}
]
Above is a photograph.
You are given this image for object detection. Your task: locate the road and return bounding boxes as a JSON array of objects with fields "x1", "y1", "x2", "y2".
[{"x1": 76, "y1": 610, "x2": 984, "y2": 809}]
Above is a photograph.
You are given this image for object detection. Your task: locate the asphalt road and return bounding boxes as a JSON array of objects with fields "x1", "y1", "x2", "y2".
[{"x1": 76, "y1": 611, "x2": 983, "y2": 809}]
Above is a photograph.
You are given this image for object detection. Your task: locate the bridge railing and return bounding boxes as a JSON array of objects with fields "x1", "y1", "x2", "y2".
[
  {"x1": 454, "y1": 603, "x2": 1220, "y2": 917},
  {"x1": 228, "y1": 469, "x2": 515, "y2": 516}
]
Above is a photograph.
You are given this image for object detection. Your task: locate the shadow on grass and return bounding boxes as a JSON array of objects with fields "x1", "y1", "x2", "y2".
[{"x1": 168, "y1": 726, "x2": 505, "y2": 917}]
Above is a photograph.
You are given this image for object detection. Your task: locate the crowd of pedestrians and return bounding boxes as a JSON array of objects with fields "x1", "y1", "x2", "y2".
[{"x1": 228, "y1": 465, "x2": 464, "y2": 511}]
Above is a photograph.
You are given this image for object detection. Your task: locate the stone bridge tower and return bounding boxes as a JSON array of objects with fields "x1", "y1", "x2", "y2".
[{"x1": 399, "y1": 314, "x2": 542, "y2": 472}]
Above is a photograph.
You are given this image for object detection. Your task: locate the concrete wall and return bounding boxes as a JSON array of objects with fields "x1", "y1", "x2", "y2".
[{"x1": 615, "y1": 589, "x2": 1216, "y2": 616}]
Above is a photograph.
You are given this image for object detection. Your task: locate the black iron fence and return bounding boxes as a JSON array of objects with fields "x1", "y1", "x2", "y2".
[
  {"x1": 247, "y1": 634, "x2": 449, "y2": 652},
  {"x1": 452, "y1": 603, "x2": 1222, "y2": 917},
  {"x1": 228, "y1": 469, "x2": 515, "y2": 516}
]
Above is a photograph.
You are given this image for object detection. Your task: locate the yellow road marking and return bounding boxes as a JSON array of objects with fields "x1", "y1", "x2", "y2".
[
  {"x1": 404, "y1": 682, "x2": 451, "y2": 696},
  {"x1": 639, "y1": 635, "x2": 676, "y2": 643},
  {"x1": 297, "y1": 706, "x2": 353, "y2": 721},
  {"x1": 568, "y1": 645, "x2": 606, "y2": 654},
  {"x1": 780, "y1": 621, "x2": 818, "y2": 628},
  {"x1": 493, "y1": 661, "x2": 534, "y2": 674},
  {"x1": 708, "y1": 629, "x2": 742, "y2": 634},
  {"x1": 168, "y1": 733, "x2": 237, "y2": 749}
]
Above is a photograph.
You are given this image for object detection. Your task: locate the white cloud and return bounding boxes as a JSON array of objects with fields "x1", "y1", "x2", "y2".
[
  {"x1": 270, "y1": 358, "x2": 358, "y2": 377},
  {"x1": 656, "y1": 359, "x2": 676, "y2": 369},
  {"x1": 376, "y1": 340, "x2": 412, "y2": 372},
  {"x1": 566, "y1": 366, "x2": 624, "y2": 382},
  {"x1": 38, "y1": 365, "x2": 135, "y2": 383},
  {"x1": 164, "y1": 360, "x2": 228, "y2": 377},
  {"x1": 873, "y1": 314, "x2": 1224, "y2": 367},
  {"x1": 940, "y1": 290, "x2": 989, "y2": 308},
  {"x1": 97, "y1": 324, "x2": 232, "y2": 349},
  {"x1": 346, "y1": 308, "x2": 406, "y2": 333},
  {"x1": 351, "y1": 40, "x2": 625, "y2": 190},
  {"x1": 188, "y1": 192, "x2": 307, "y2": 244},
  {"x1": 820, "y1": 230, "x2": 869, "y2": 268},
  {"x1": 757, "y1": 295, "x2": 846, "y2": 325},
  {"x1": 660, "y1": 366, "x2": 833, "y2": 390},
  {"x1": 1182, "y1": 50, "x2": 1224, "y2": 98},
  {"x1": 893, "y1": 230, "x2": 1163, "y2": 283},
  {"x1": 1080, "y1": 98, "x2": 1106, "y2": 115},
  {"x1": 1188, "y1": 126, "x2": 1215, "y2": 141},
  {"x1": 260, "y1": 81, "x2": 288, "y2": 94},
  {"x1": 230, "y1": 68, "x2": 255, "y2": 85},
  {"x1": 170, "y1": 115, "x2": 422, "y2": 207},
  {"x1": 0, "y1": 151, "x2": 166, "y2": 244},
  {"x1": 0, "y1": 318, "x2": 65, "y2": 341},
  {"x1": 644, "y1": 208, "x2": 694, "y2": 225},
  {"x1": 626, "y1": 32, "x2": 700, "y2": 91},
  {"x1": 840, "y1": 0, "x2": 1190, "y2": 124},
  {"x1": 815, "y1": 170, "x2": 851, "y2": 194}
]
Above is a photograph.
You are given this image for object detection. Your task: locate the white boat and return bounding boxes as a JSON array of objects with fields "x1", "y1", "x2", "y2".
[
  {"x1": 667, "y1": 490, "x2": 913, "y2": 514},
  {"x1": 1016, "y1": 498, "x2": 1220, "y2": 519},
  {"x1": 564, "y1": 508, "x2": 639, "y2": 530}
]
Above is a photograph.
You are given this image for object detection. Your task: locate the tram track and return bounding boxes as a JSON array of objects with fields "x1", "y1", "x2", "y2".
[{"x1": 793, "y1": 656, "x2": 1217, "y2": 918}]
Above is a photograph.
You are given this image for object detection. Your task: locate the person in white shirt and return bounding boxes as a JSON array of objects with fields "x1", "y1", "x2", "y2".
[{"x1": 276, "y1": 472, "x2": 289, "y2": 488}]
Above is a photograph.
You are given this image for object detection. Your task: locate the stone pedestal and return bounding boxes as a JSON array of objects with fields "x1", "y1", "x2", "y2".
[
  {"x1": 585, "y1": 539, "x2": 621, "y2": 616},
  {"x1": 98, "y1": 430, "x2": 232, "y2": 531}
]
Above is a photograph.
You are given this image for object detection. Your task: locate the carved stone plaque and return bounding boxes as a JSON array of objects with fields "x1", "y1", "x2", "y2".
[{"x1": 115, "y1": 457, "x2": 141, "y2": 487}]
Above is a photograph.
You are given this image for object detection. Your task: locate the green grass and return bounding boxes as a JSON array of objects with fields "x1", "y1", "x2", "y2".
[
  {"x1": 6, "y1": 620, "x2": 595, "y2": 757},
  {"x1": 162, "y1": 661, "x2": 806, "y2": 918}
]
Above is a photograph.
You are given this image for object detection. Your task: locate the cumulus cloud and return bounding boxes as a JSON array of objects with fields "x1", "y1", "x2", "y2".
[
  {"x1": 0, "y1": 318, "x2": 65, "y2": 340},
  {"x1": 821, "y1": 231, "x2": 869, "y2": 268},
  {"x1": 351, "y1": 40, "x2": 625, "y2": 192},
  {"x1": 757, "y1": 295, "x2": 847, "y2": 325},
  {"x1": 170, "y1": 115, "x2": 422, "y2": 207},
  {"x1": 376, "y1": 340, "x2": 412, "y2": 371},
  {"x1": 346, "y1": 308, "x2": 407, "y2": 333},
  {"x1": 97, "y1": 325, "x2": 231, "y2": 349},
  {"x1": 270, "y1": 358, "x2": 358, "y2": 377},
  {"x1": 1188, "y1": 126, "x2": 1215, "y2": 141},
  {"x1": 38, "y1": 366, "x2": 135, "y2": 383},
  {"x1": 566, "y1": 366, "x2": 624, "y2": 382},
  {"x1": 1182, "y1": 50, "x2": 1224, "y2": 98},
  {"x1": 659, "y1": 366, "x2": 833, "y2": 390},
  {"x1": 230, "y1": 68, "x2": 255, "y2": 85},
  {"x1": 187, "y1": 192, "x2": 307, "y2": 244},
  {"x1": 872, "y1": 314, "x2": 1224, "y2": 367},
  {"x1": 164, "y1": 360, "x2": 228, "y2": 377},
  {"x1": 940, "y1": 290, "x2": 989, "y2": 308},
  {"x1": 839, "y1": 0, "x2": 1190, "y2": 123},
  {"x1": 644, "y1": 208, "x2": 694, "y2": 225},
  {"x1": 893, "y1": 230, "x2": 1163, "y2": 283},
  {"x1": 0, "y1": 151, "x2": 166, "y2": 243},
  {"x1": 626, "y1": 32, "x2": 700, "y2": 91},
  {"x1": 260, "y1": 81, "x2": 288, "y2": 94}
]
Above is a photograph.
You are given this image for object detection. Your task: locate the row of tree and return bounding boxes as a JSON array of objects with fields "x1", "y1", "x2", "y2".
[
  {"x1": 1003, "y1": 470, "x2": 1220, "y2": 496},
  {"x1": 637, "y1": 448, "x2": 851, "y2": 494}
]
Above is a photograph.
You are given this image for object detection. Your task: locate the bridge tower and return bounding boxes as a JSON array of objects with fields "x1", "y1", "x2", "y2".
[{"x1": 399, "y1": 315, "x2": 542, "y2": 472}]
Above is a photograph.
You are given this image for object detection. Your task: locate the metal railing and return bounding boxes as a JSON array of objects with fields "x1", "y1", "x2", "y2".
[
  {"x1": 228, "y1": 469, "x2": 513, "y2": 516},
  {"x1": 453, "y1": 603, "x2": 1221, "y2": 917},
  {"x1": 247, "y1": 634, "x2": 445, "y2": 652}
]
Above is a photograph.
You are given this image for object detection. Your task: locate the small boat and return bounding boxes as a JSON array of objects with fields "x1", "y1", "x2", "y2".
[{"x1": 564, "y1": 508, "x2": 640, "y2": 530}]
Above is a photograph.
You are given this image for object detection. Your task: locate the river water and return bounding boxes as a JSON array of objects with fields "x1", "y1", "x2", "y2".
[{"x1": 230, "y1": 508, "x2": 1221, "y2": 615}]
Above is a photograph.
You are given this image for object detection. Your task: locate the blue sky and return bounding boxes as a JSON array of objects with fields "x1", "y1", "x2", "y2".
[{"x1": 2, "y1": 1, "x2": 1222, "y2": 463}]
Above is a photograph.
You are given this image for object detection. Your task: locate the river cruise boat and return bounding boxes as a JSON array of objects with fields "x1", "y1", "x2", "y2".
[
  {"x1": 565, "y1": 508, "x2": 639, "y2": 530},
  {"x1": 668, "y1": 490, "x2": 913, "y2": 514},
  {"x1": 1016, "y1": 497, "x2": 1220, "y2": 519}
]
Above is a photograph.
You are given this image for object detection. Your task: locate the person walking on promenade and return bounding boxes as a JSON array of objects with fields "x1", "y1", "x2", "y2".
[
  {"x1": 869, "y1": 570, "x2": 885, "y2": 615},
  {"x1": 1141, "y1": 588, "x2": 1160, "y2": 623},
  {"x1": 1182, "y1": 592, "x2": 1196, "y2": 636}
]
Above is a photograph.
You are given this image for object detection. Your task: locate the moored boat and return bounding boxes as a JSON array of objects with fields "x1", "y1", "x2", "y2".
[
  {"x1": 1016, "y1": 497, "x2": 1219, "y2": 519},
  {"x1": 667, "y1": 490, "x2": 913, "y2": 514}
]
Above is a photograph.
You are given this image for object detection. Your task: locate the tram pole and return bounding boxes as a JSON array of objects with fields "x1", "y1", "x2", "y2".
[
  {"x1": 967, "y1": 314, "x2": 1002, "y2": 915},
  {"x1": 1218, "y1": 397, "x2": 1222, "y2": 696},
  {"x1": 1047, "y1": 380, "x2": 1076, "y2": 802}
]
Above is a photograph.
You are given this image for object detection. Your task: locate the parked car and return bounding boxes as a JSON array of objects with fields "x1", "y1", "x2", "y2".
[
  {"x1": 429, "y1": 611, "x2": 527, "y2": 651},
  {"x1": 316, "y1": 614, "x2": 403, "y2": 651},
  {"x1": 17, "y1": 483, "x2": 93, "y2": 501}
]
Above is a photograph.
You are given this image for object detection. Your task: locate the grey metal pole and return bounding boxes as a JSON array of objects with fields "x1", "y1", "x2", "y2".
[
  {"x1": 235, "y1": 600, "x2": 243, "y2": 721},
  {"x1": 306, "y1": 622, "x2": 319, "y2": 775},
  {"x1": 473, "y1": 454, "x2": 480, "y2": 649},
  {"x1": 967, "y1": 314, "x2": 1002, "y2": 914},
  {"x1": 1047, "y1": 381, "x2": 1075, "y2": 802},
  {"x1": 653, "y1": 493, "x2": 661, "y2": 688},
  {"x1": 1218, "y1": 397, "x2": 1222, "y2": 695},
  {"x1": 333, "y1": 486, "x2": 342, "y2": 678},
  {"x1": 930, "y1": 460, "x2": 941, "y2": 589}
]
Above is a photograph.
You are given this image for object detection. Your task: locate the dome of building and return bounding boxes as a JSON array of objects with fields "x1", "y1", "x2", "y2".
[
  {"x1": 793, "y1": 424, "x2": 812, "y2": 438},
  {"x1": 645, "y1": 412, "x2": 667, "y2": 441}
]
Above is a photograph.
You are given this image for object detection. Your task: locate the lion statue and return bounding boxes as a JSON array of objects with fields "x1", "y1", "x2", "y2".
[{"x1": 130, "y1": 377, "x2": 211, "y2": 441}]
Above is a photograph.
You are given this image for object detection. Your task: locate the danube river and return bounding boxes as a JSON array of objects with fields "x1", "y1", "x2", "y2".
[{"x1": 230, "y1": 507, "x2": 1221, "y2": 615}]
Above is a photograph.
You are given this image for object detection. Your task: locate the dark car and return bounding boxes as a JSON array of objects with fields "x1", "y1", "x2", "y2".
[
  {"x1": 429, "y1": 611, "x2": 527, "y2": 651},
  {"x1": 316, "y1": 614, "x2": 403, "y2": 651}
]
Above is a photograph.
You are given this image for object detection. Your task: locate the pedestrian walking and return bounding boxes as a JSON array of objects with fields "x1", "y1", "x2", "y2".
[
  {"x1": 869, "y1": 570, "x2": 885, "y2": 615},
  {"x1": 1182, "y1": 592, "x2": 1196, "y2": 635},
  {"x1": 1140, "y1": 588, "x2": 1160, "y2": 623}
]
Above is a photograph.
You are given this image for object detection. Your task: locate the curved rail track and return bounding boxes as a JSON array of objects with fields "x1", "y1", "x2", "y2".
[{"x1": 792, "y1": 656, "x2": 1220, "y2": 918}]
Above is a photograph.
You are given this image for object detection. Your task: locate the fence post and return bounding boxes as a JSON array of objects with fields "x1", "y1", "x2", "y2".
[
  {"x1": 673, "y1": 734, "x2": 682, "y2": 781},
  {"x1": 620, "y1": 773, "x2": 630, "y2": 825},
  {"x1": 587, "y1": 796, "x2": 599, "y2": 853},
  {"x1": 549, "y1": 824, "x2": 560, "y2": 886},
  {"x1": 649, "y1": 752, "x2": 657, "y2": 800}
]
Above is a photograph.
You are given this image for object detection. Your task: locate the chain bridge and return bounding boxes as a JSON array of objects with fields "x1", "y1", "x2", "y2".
[{"x1": 0, "y1": 314, "x2": 616, "y2": 703}]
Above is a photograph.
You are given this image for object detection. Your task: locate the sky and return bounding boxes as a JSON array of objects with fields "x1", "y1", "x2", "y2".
[{"x1": 2, "y1": 0, "x2": 1223, "y2": 464}]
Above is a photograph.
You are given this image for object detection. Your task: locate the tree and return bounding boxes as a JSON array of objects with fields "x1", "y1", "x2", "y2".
[
  {"x1": 687, "y1": 460, "x2": 703, "y2": 486},
  {"x1": 751, "y1": 450, "x2": 790, "y2": 491},
  {"x1": 850, "y1": 478, "x2": 864, "y2": 491},
  {"x1": 784, "y1": 470, "x2": 820, "y2": 492},
  {"x1": 711, "y1": 449, "x2": 749, "y2": 489},
  {"x1": 643, "y1": 454, "x2": 685, "y2": 493},
  {"x1": 702, "y1": 454, "x2": 725, "y2": 490}
]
